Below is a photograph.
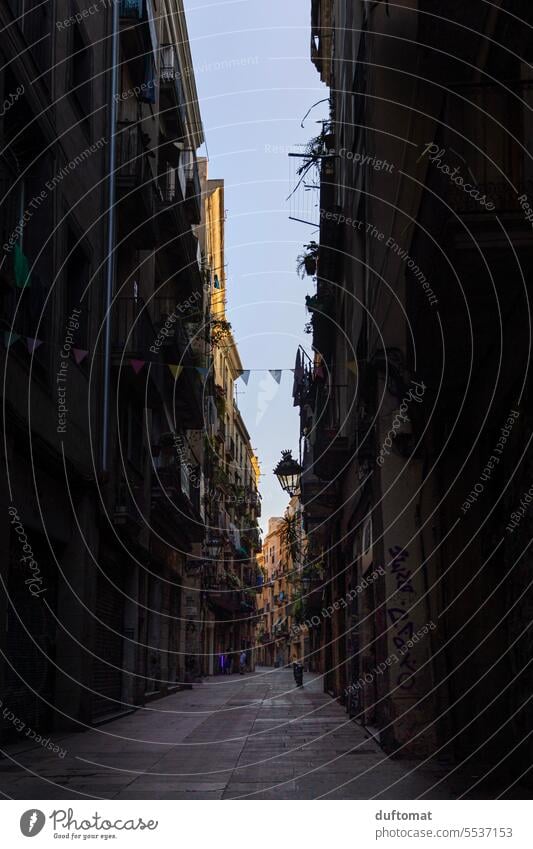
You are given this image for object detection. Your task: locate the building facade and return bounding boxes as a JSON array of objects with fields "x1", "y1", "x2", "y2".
[
  {"x1": 0, "y1": 0, "x2": 261, "y2": 742},
  {"x1": 296, "y1": 0, "x2": 533, "y2": 784},
  {"x1": 256, "y1": 498, "x2": 312, "y2": 669},
  {"x1": 197, "y1": 162, "x2": 262, "y2": 675}
]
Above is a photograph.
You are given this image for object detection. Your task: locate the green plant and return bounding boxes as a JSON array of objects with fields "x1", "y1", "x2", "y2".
[
  {"x1": 303, "y1": 559, "x2": 324, "y2": 581},
  {"x1": 211, "y1": 318, "x2": 232, "y2": 346},
  {"x1": 214, "y1": 392, "x2": 226, "y2": 418},
  {"x1": 280, "y1": 514, "x2": 306, "y2": 568},
  {"x1": 226, "y1": 570, "x2": 242, "y2": 589},
  {"x1": 296, "y1": 120, "x2": 333, "y2": 178},
  {"x1": 296, "y1": 241, "x2": 319, "y2": 278},
  {"x1": 292, "y1": 595, "x2": 305, "y2": 623}
]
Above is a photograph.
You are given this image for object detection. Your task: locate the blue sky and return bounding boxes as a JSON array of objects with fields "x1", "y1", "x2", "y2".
[{"x1": 183, "y1": 0, "x2": 329, "y2": 528}]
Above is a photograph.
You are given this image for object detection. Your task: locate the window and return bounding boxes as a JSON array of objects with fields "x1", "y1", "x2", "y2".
[
  {"x1": 70, "y1": 24, "x2": 92, "y2": 135},
  {"x1": 125, "y1": 402, "x2": 144, "y2": 471},
  {"x1": 362, "y1": 517, "x2": 372, "y2": 555},
  {"x1": 65, "y1": 228, "x2": 90, "y2": 355}
]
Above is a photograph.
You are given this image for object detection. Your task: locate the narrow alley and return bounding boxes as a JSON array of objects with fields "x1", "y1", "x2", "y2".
[{"x1": 1, "y1": 669, "x2": 454, "y2": 801}]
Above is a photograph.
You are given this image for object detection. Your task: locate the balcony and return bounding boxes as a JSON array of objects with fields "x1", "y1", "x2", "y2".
[
  {"x1": 309, "y1": 284, "x2": 336, "y2": 357},
  {"x1": 159, "y1": 45, "x2": 187, "y2": 137},
  {"x1": 6, "y1": 0, "x2": 51, "y2": 85},
  {"x1": 442, "y1": 82, "x2": 533, "y2": 221},
  {"x1": 155, "y1": 172, "x2": 204, "y2": 301},
  {"x1": 448, "y1": 178, "x2": 533, "y2": 216},
  {"x1": 204, "y1": 574, "x2": 251, "y2": 614},
  {"x1": 214, "y1": 416, "x2": 226, "y2": 445},
  {"x1": 113, "y1": 478, "x2": 145, "y2": 536},
  {"x1": 116, "y1": 121, "x2": 158, "y2": 248},
  {"x1": 303, "y1": 578, "x2": 324, "y2": 613},
  {"x1": 183, "y1": 152, "x2": 202, "y2": 225},
  {"x1": 151, "y1": 458, "x2": 204, "y2": 543},
  {"x1": 113, "y1": 296, "x2": 155, "y2": 360},
  {"x1": 206, "y1": 590, "x2": 241, "y2": 614},
  {"x1": 119, "y1": 0, "x2": 158, "y2": 75},
  {"x1": 273, "y1": 618, "x2": 289, "y2": 637},
  {"x1": 151, "y1": 297, "x2": 196, "y2": 360},
  {"x1": 312, "y1": 425, "x2": 351, "y2": 480},
  {"x1": 154, "y1": 167, "x2": 203, "y2": 299}
]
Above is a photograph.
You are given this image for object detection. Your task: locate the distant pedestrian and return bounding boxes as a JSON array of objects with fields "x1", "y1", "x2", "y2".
[
  {"x1": 293, "y1": 654, "x2": 304, "y2": 687},
  {"x1": 218, "y1": 653, "x2": 225, "y2": 675},
  {"x1": 226, "y1": 649, "x2": 233, "y2": 675},
  {"x1": 239, "y1": 651, "x2": 247, "y2": 674}
]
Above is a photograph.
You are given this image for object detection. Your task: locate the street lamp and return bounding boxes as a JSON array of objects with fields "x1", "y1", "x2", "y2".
[
  {"x1": 202, "y1": 536, "x2": 224, "y2": 586},
  {"x1": 205, "y1": 536, "x2": 223, "y2": 560},
  {"x1": 273, "y1": 450, "x2": 302, "y2": 497}
]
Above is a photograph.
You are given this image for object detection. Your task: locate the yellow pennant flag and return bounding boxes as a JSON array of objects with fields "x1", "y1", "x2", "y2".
[
  {"x1": 347, "y1": 360, "x2": 358, "y2": 375},
  {"x1": 168, "y1": 364, "x2": 183, "y2": 380}
]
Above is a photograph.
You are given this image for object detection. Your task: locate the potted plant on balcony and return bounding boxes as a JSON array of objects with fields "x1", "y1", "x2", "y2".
[
  {"x1": 292, "y1": 595, "x2": 305, "y2": 624},
  {"x1": 211, "y1": 318, "x2": 232, "y2": 347},
  {"x1": 305, "y1": 292, "x2": 327, "y2": 314},
  {"x1": 297, "y1": 241, "x2": 319, "y2": 278},
  {"x1": 227, "y1": 571, "x2": 242, "y2": 590},
  {"x1": 294, "y1": 120, "x2": 334, "y2": 184}
]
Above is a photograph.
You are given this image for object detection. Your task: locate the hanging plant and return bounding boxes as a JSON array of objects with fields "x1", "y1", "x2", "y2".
[
  {"x1": 287, "y1": 119, "x2": 334, "y2": 203},
  {"x1": 306, "y1": 292, "x2": 333, "y2": 314},
  {"x1": 292, "y1": 595, "x2": 305, "y2": 623},
  {"x1": 296, "y1": 120, "x2": 334, "y2": 178},
  {"x1": 296, "y1": 241, "x2": 319, "y2": 279},
  {"x1": 211, "y1": 318, "x2": 232, "y2": 346},
  {"x1": 280, "y1": 514, "x2": 306, "y2": 568}
]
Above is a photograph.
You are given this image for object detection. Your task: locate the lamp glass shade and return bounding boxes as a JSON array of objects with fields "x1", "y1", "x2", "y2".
[{"x1": 273, "y1": 450, "x2": 302, "y2": 496}]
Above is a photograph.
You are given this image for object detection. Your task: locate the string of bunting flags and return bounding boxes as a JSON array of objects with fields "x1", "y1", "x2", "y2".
[{"x1": 2, "y1": 332, "x2": 358, "y2": 382}]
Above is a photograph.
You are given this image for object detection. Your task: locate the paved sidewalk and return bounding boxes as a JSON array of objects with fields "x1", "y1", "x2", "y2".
[{"x1": 0, "y1": 668, "x2": 456, "y2": 799}]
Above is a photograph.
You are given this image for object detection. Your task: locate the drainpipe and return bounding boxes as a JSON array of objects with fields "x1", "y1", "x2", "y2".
[{"x1": 101, "y1": 0, "x2": 120, "y2": 473}]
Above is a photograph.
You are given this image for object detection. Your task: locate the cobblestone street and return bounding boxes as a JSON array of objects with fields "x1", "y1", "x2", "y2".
[{"x1": 0, "y1": 669, "x2": 457, "y2": 800}]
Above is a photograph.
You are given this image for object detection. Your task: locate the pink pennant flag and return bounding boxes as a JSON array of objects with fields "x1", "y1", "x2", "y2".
[
  {"x1": 130, "y1": 359, "x2": 145, "y2": 374},
  {"x1": 73, "y1": 348, "x2": 88, "y2": 365},
  {"x1": 26, "y1": 337, "x2": 43, "y2": 353}
]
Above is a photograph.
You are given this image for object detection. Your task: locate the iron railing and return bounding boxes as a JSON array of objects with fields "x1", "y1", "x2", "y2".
[
  {"x1": 119, "y1": 0, "x2": 143, "y2": 18},
  {"x1": 113, "y1": 296, "x2": 155, "y2": 356}
]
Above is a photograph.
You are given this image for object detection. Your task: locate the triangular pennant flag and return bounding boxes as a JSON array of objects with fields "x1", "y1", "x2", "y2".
[
  {"x1": 347, "y1": 360, "x2": 358, "y2": 375},
  {"x1": 214, "y1": 274, "x2": 221, "y2": 289},
  {"x1": 168, "y1": 364, "x2": 183, "y2": 380},
  {"x1": 130, "y1": 359, "x2": 145, "y2": 374},
  {"x1": 240, "y1": 370, "x2": 250, "y2": 385},
  {"x1": 73, "y1": 348, "x2": 88, "y2": 365},
  {"x1": 314, "y1": 364, "x2": 325, "y2": 380},
  {"x1": 26, "y1": 337, "x2": 43, "y2": 353},
  {"x1": 269, "y1": 369, "x2": 282, "y2": 384},
  {"x1": 292, "y1": 349, "x2": 304, "y2": 405},
  {"x1": 196, "y1": 367, "x2": 208, "y2": 378},
  {"x1": 13, "y1": 244, "x2": 30, "y2": 289},
  {"x1": 4, "y1": 331, "x2": 20, "y2": 348}
]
